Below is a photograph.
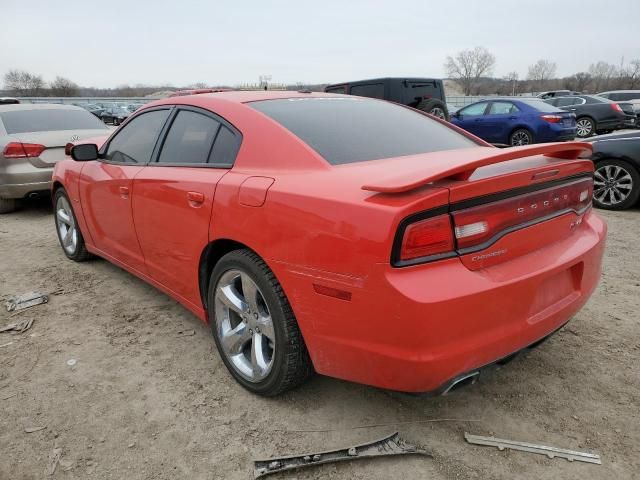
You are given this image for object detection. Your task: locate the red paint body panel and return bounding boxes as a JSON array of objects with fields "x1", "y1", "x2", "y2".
[{"x1": 51, "y1": 91, "x2": 607, "y2": 393}]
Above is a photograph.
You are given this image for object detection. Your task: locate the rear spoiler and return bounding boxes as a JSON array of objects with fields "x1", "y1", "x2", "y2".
[{"x1": 361, "y1": 142, "x2": 592, "y2": 194}]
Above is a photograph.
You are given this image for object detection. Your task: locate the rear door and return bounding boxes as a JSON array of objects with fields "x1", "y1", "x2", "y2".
[
  {"x1": 79, "y1": 108, "x2": 171, "y2": 272},
  {"x1": 483, "y1": 101, "x2": 521, "y2": 143},
  {"x1": 132, "y1": 106, "x2": 241, "y2": 306}
]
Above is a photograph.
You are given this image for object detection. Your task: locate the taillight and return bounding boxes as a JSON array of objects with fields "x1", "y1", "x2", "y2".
[
  {"x1": 452, "y1": 177, "x2": 593, "y2": 251},
  {"x1": 65, "y1": 142, "x2": 74, "y2": 156},
  {"x1": 3, "y1": 142, "x2": 46, "y2": 159},
  {"x1": 540, "y1": 114, "x2": 563, "y2": 123},
  {"x1": 399, "y1": 214, "x2": 454, "y2": 262},
  {"x1": 611, "y1": 103, "x2": 623, "y2": 112}
]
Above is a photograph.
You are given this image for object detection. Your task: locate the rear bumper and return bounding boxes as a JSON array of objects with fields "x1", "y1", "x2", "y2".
[
  {"x1": 0, "y1": 168, "x2": 53, "y2": 199},
  {"x1": 280, "y1": 210, "x2": 606, "y2": 393}
]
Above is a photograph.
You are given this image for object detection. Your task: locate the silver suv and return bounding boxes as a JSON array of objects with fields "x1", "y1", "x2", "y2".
[{"x1": 0, "y1": 104, "x2": 109, "y2": 213}]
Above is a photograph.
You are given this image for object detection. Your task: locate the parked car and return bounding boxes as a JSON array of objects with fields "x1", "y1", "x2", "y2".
[
  {"x1": 0, "y1": 104, "x2": 109, "y2": 213},
  {"x1": 100, "y1": 106, "x2": 130, "y2": 126},
  {"x1": 125, "y1": 104, "x2": 144, "y2": 113},
  {"x1": 597, "y1": 90, "x2": 640, "y2": 125},
  {"x1": 587, "y1": 131, "x2": 640, "y2": 210},
  {"x1": 324, "y1": 77, "x2": 449, "y2": 120},
  {"x1": 536, "y1": 90, "x2": 579, "y2": 99},
  {"x1": 450, "y1": 98, "x2": 576, "y2": 146},
  {"x1": 73, "y1": 103, "x2": 105, "y2": 118},
  {"x1": 545, "y1": 95, "x2": 631, "y2": 137},
  {"x1": 53, "y1": 91, "x2": 605, "y2": 396},
  {"x1": 0, "y1": 97, "x2": 20, "y2": 105}
]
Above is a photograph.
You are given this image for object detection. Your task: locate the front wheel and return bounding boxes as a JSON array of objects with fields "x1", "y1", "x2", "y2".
[
  {"x1": 509, "y1": 128, "x2": 533, "y2": 146},
  {"x1": 208, "y1": 249, "x2": 313, "y2": 396},
  {"x1": 593, "y1": 159, "x2": 640, "y2": 210},
  {"x1": 575, "y1": 117, "x2": 595, "y2": 138},
  {"x1": 53, "y1": 189, "x2": 92, "y2": 261}
]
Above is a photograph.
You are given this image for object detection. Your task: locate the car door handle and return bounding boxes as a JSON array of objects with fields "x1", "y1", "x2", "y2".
[
  {"x1": 119, "y1": 186, "x2": 129, "y2": 198},
  {"x1": 187, "y1": 191, "x2": 205, "y2": 206}
]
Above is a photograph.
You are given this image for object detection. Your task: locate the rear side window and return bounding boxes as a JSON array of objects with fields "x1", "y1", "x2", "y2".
[
  {"x1": 489, "y1": 102, "x2": 518, "y2": 114},
  {"x1": 158, "y1": 110, "x2": 220, "y2": 164},
  {"x1": 325, "y1": 86, "x2": 346, "y2": 94},
  {"x1": 0, "y1": 108, "x2": 107, "y2": 134},
  {"x1": 104, "y1": 110, "x2": 170, "y2": 164},
  {"x1": 250, "y1": 97, "x2": 477, "y2": 165},
  {"x1": 555, "y1": 97, "x2": 575, "y2": 107},
  {"x1": 519, "y1": 99, "x2": 564, "y2": 112},
  {"x1": 350, "y1": 83, "x2": 385, "y2": 99},
  {"x1": 209, "y1": 126, "x2": 241, "y2": 167}
]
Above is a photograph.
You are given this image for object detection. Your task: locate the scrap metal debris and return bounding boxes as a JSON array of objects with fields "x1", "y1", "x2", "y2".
[
  {"x1": 253, "y1": 431, "x2": 430, "y2": 478},
  {"x1": 5, "y1": 292, "x2": 48, "y2": 312},
  {"x1": 46, "y1": 446, "x2": 62, "y2": 476},
  {"x1": 464, "y1": 432, "x2": 601, "y2": 465},
  {"x1": 0, "y1": 318, "x2": 35, "y2": 334},
  {"x1": 177, "y1": 329, "x2": 195, "y2": 337}
]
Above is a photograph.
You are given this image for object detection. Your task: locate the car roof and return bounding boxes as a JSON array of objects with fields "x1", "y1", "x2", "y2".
[
  {"x1": 151, "y1": 90, "x2": 340, "y2": 107},
  {"x1": 0, "y1": 103, "x2": 85, "y2": 112},
  {"x1": 325, "y1": 77, "x2": 440, "y2": 86},
  {"x1": 598, "y1": 90, "x2": 640, "y2": 94}
]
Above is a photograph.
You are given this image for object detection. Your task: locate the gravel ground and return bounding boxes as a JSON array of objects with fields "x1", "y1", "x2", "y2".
[{"x1": 0, "y1": 199, "x2": 638, "y2": 480}]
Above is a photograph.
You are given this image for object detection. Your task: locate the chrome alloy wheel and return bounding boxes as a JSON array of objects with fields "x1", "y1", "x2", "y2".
[
  {"x1": 55, "y1": 196, "x2": 78, "y2": 255},
  {"x1": 430, "y1": 107, "x2": 446, "y2": 120},
  {"x1": 214, "y1": 270, "x2": 275, "y2": 382},
  {"x1": 594, "y1": 164, "x2": 633, "y2": 206},
  {"x1": 576, "y1": 118, "x2": 593, "y2": 137}
]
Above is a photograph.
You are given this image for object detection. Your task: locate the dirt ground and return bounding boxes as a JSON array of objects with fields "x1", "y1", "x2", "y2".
[{"x1": 0, "y1": 199, "x2": 638, "y2": 480}]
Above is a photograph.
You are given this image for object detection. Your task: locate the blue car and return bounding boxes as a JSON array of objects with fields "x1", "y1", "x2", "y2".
[{"x1": 450, "y1": 98, "x2": 577, "y2": 146}]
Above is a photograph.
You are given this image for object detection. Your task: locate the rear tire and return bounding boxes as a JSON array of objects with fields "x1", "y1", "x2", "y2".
[
  {"x1": 416, "y1": 99, "x2": 449, "y2": 121},
  {"x1": 509, "y1": 128, "x2": 533, "y2": 146},
  {"x1": 0, "y1": 197, "x2": 17, "y2": 214},
  {"x1": 576, "y1": 117, "x2": 595, "y2": 138},
  {"x1": 53, "y1": 188, "x2": 93, "y2": 261},
  {"x1": 113, "y1": 117, "x2": 120, "y2": 126},
  {"x1": 593, "y1": 159, "x2": 640, "y2": 210},
  {"x1": 208, "y1": 249, "x2": 313, "y2": 396}
]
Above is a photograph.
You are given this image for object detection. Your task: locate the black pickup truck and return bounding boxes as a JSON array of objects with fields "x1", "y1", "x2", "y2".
[{"x1": 324, "y1": 77, "x2": 449, "y2": 120}]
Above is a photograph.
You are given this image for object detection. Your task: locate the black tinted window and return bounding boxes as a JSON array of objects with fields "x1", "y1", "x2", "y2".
[
  {"x1": 158, "y1": 110, "x2": 220, "y2": 164},
  {"x1": 0, "y1": 108, "x2": 107, "y2": 134},
  {"x1": 555, "y1": 97, "x2": 575, "y2": 107},
  {"x1": 209, "y1": 126, "x2": 241, "y2": 166},
  {"x1": 250, "y1": 97, "x2": 477, "y2": 165},
  {"x1": 325, "y1": 86, "x2": 346, "y2": 94},
  {"x1": 350, "y1": 83, "x2": 385, "y2": 99},
  {"x1": 519, "y1": 99, "x2": 563, "y2": 112},
  {"x1": 104, "y1": 110, "x2": 170, "y2": 164}
]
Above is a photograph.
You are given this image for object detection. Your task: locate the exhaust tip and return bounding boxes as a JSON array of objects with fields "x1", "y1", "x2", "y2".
[{"x1": 442, "y1": 371, "x2": 480, "y2": 395}]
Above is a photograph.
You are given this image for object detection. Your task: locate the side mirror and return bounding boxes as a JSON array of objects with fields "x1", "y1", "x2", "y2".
[{"x1": 71, "y1": 143, "x2": 99, "y2": 162}]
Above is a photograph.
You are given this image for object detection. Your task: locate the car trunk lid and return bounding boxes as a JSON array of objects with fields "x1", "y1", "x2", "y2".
[
  {"x1": 8, "y1": 129, "x2": 109, "y2": 168},
  {"x1": 364, "y1": 142, "x2": 595, "y2": 270}
]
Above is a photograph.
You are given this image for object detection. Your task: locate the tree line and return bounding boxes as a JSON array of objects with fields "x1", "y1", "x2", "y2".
[{"x1": 444, "y1": 46, "x2": 640, "y2": 96}]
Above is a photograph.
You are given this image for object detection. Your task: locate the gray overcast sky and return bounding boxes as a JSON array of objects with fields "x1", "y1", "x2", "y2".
[{"x1": 2, "y1": 0, "x2": 639, "y2": 88}]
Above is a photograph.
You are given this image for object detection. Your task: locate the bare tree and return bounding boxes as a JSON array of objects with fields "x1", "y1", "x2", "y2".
[
  {"x1": 621, "y1": 59, "x2": 640, "y2": 89},
  {"x1": 50, "y1": 76, "x2": 79, "y2": 96},
  {"x1": 190, "y1": 82, "x2": 209, "y2": 89},
  {"x1": 444, "y1": 46, "x2": 496, "y2": 95},
  {"x1": 564, "y1": 72, "x2": 592, "y2": 92},
  {"x1": 527, "y1": 60, "x2": 557, "y2": 91},
  {"x1": 589, "y1": 61, "x2": 618, "y2": 92},
  {"x1": 3, "y1": 69, "x2": 46, "y2": 96}
]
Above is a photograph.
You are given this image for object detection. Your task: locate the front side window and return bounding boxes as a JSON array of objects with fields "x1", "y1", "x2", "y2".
[
  {"x1": 250, "y1": 97, "x2": 478, "y2": 165},
  {"x1": 459, "y1": 102, "x2": 489, "y2": 116},
  {"x1": 103, "y1": 109, "x2": 170, "y2": 164},
  {"x1": 158, "y1": 110, "x2": 220, "y2": 164},
  {"x1": 489, "y1": 102, "x2": 518, "y2": 114}
]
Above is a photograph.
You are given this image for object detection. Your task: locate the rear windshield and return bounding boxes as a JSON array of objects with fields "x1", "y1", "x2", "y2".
[
  {"x1": 0, "y1": 109, "x2": 107, "y2": 134},
  {"x1": 518, "y1": 99, "x2": 564, "y2": 112},
  {"x1": 250, "y1": 97, "x2": 477, "y2": 165}
]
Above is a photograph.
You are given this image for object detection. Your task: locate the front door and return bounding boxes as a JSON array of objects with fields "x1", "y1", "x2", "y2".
[{"x1": 79, "y1": 108, "x2": 172, "y2": 273}]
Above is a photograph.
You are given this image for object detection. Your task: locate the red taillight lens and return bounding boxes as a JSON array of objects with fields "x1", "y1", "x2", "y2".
[
  {"x1": 3, "y1": 142, "x2": 46, "y2": 159},
  {"x1": 400, "y1": 214, "x2": 455, "y2": 261},
  {"x1": 611, "y1": 103, "x2": 623, "y2": 112},
  {"x1": 540, "y1": 114, "x2": 563, "y2": 123},
  {"x1": 452, "y1": 178, "x2": 593, "y2": 251}
]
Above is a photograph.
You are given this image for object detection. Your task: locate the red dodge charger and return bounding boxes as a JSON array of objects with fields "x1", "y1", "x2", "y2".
[{"x1": 52, "y1": 91, "x2": 606, "y2": 396}]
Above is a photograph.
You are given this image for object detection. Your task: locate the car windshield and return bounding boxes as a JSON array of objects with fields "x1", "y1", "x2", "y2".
[
  {"x1": 0, "y1": 108, "x2": 108, "y2": 134},
  {"x1": 517, "y1": 99, "x2": 563, "y2": 113},
  {"x1": 250, "y1": 97, "x2": 478, "y2": 165}
]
